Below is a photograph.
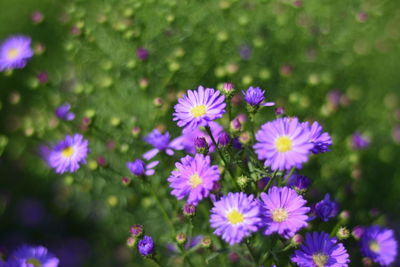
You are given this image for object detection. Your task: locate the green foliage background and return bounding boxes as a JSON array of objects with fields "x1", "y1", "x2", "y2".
[{"x1": 0, "y1": 0, "x2": 399, "y2": 266}]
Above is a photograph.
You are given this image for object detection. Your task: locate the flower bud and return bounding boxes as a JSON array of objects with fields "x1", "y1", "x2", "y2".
[
  {"x1": 339, "y1": 210, "x2": 350, "y2": 221},
  {"x1": 131, "y1": 126, "x2": 141, "y2": 137},
  {"x1": 337, "y1": 227, "x2": 350, "y2": 240},
  {"x1": 126, "y1": 237, "x2": 136, "y2": 248},
  {"x1": 237, "y1": 175, "x2": 248, "y2": 189},
  {"x1": 121, "y1": 177, "x2": 131, "y2": 186},
  {"x1": 230, "y1": 118, "x2": 241, "y2": 132},
  {"x1": 130, "y1": 224, "x2": 143, "y2": 238},
  {"x1": 218, "y1": 132, "x2": 231, "y2": 147},
  {"x1": 239, "y1": 132, "x2": 251, "y2": 144},
  {"x1": 275, "y1": 107, "x2": 285, "y2": 116},
  {"x1": 291, "y1": 234, "x2": 303, "y2": 247},
  {"x1": 362, "y1": 257, "x2": 373, "y2": 266},
  {"x1": 220, "y1": 82, "x2": 235, "y2": 97},
  {"x1": 153, "y1": 97, "x2": 163, "y2": 107},
  {"x1": 228, "y1": 252, "x2": 240, "y2": 263},
  {"x1": 176, "y1": 232, "x2": 187, "y2": 245},
  {"x1": 182, "y1": 203, "x2": 196, "y2": 217},
  {"x1": 352, "y1": 226, "x2": 364, "y2": 240},
  {"x1": 201, "y1": 236, "x2": 212, "y2": 248},
  {"x1": 195, "y1": 137, "x2": 209, "y2": 155}
]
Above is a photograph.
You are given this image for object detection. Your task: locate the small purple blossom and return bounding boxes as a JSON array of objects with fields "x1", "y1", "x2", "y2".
[
  {"x1": 136, "y1": 47, "x2": 149, "y2": 61},
  {"x1": 138, "y1": 236, "x2": 154, "y2": 256},
  {"x1": 127, "y1": 159, "x2": 159, "y2": 176},
  {"x1": 315, "y1": 194, "x2": 339, "y2": 222},
  {"x1": 210, "y1": 192, "x2": 261, "y2": 245},
  {"x1": 55, "y1": 104, "x2": 75, "y2": 121},
  {"x1": 143, "y1": 129, "x2": 183, "y2": 160},
  {"x1": 351, "y1": 132, "x2": 370, "y2": 150},
  {"x1": 179, "y1": 122, "x2": 224, "y2": 154},
  {"x1": 218, "y1": 132, "x2": 230, "y2": 146},
  {"x1": 302, "y1": 121, "x2": 332, "y2": 154},
  {"x1": 360, "y1": 225, "x2": 398, "y2": 266},
  {"x1": 260, "y1": 186, "x2": 310, "y2": 238},
  {"x1": 168, "y1": 154, "x2": 220, "y2": 205},
  {"x1": 48, "y1": 134, "x2": 89, "y2": 174},
  {"x1": 11, "y1": 245, "x2": 59, "y2": 267},
  {"x1": 173, "y1": 86, "x2": 226, "y2": 130},
  {"x1": 254, "y1": 117, "x2": 313, "y2": 171},
  {"x1": 0, "y1": 35, "x2": 33, "y2": 71},
  {"x1": 291, "y1": 232, "x2": 350, "y2": 267},
  {"x1": 242, "y1": 86, "x2": 275, "y2": 107},
  {"x1": 286, "y1": 174, "x2": 311, "y2": 193}
]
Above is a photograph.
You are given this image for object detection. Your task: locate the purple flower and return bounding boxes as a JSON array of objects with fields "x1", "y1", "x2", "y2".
[
  {"x1": 254, "y1": 117, "x2": 313, "y2": 171},
  {"x1": 218, "y1": 132, "x2": 230, "y2": 146},
  {"x1": 168, "y1": 154, "x2": 220, "y2": 205},
  {"x1": 351, "y1": 132, "x2": 370, "y2": 150},
  {"x1": 48, "y1": 134, "x2": 89, "y2": 174},
  {"x1": 287, "y1": 174, "x2": 311, "y2": 193},
  {"x1": 242, "y1": 87, "x2": 275, "y2": 107},
  {"x1": 138, "y1": 236, "x2": 154, "y2": 256},
  {"x1": 127, "y1": 159, "x2": 159, "y2": 176},
  {"x1": 315, "y1": 194, "x2": 339, "y2": 222},
  {"x1": 302, "y1": 121, "x2": 332, "y2": 154},
  {"x1": 291, "y1": 232, "x2": 350, "y2": 267},
  {"x1": 142, "y1": 129, "x2": 183, "y2": 160},
  {"x1": 260, "y1": 186, "x2": 310, "y2": 238},
  {"x1": 0, "y1": 35, "x2": 33, "y2": 71},
  {"x1": 210, "y1": 192, "x2": 261, "y2": 245},
  {"x1": 173, "y1": 86, "x2": 226, "y2": 130},
  {"x1": 55, "y1": 104, "x2": 75, "y2": 121},
  {"x1": 180, "y1": 122, "x2": 223, "y2": 154},
  {"x1": 360, "y1": 225, "x2": 398, "y2": 266},
  {"x1": 11, "y1": 245, "x2": 59, "y2": 267},
  {"x1": 136, "y1": 47, "x2": 149, "y2": 61}
]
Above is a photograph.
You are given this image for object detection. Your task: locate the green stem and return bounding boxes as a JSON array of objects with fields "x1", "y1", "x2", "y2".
[
  {"x1": 330, "y1": 220, "x2": 342, "y2": 237},
  {"x1": 205, "y1": 126, "x2": 240, "y2": 191},
  {"x1": 149, "y1": 257, "x2": 162, "y2": 267},
  {"x1": 245, "y1": 242, "x2": 258, "y2": 267},
  {"x1": 283, "y1": 167, "x2": 296, "y2": 184}
]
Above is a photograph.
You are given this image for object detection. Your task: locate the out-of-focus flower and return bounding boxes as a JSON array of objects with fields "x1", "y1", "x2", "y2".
[
  {"x1": 351, "y1": 132, "x2": 370, "y2": 150},
  {"x1": 291, "y1": 232, "x2": 349, "y2": 266},
  {"x1": 210, "y1": 192, "x2": 261, "y2": 245},
  {"x1": 168, "y1": 154, "x2": 220, "y2": 205},
  {"x1": 31, "y1": 11, "x2": 44, "y2": 24},
  {"x1": 173, "y1": 86, "x2": 226, "y2": 130},
  {"x1": 55, "y1": 104, "x2": 75, "y2": 121},
  {"x1": 286, "y1": 174, "x2": 311, "y2": 193},
  {"x1": 48, "y1": 134, "x2": 89, "y2": 174},
  {"x1": 0, "y1": 35, "x2": 33, "y2": 71},
  {"x1": 142, "y1": 129, "x2": 183, "y2": 160},
  {"x1": 260, "y1": 186, "x2": 310, "y2": 238},
  {"x1": 136, "y1": 47, "x2": 149, "y2": 61},
  {"x1": 11, "y1": 245, "x2": 59, "y2": 267},
  {"x1": 302, "y1": 121, "x2": 332, "y2": 154},
  {"x1": 360, "y1": 225, "x2": 398, "y2": 266},
  {"x1": 254, "y1": 117, "x2": 313, "y2": 170},
  {"x1": 315, "y1": 194, "x2": 339, "y2": 222},
  {"x1": 126, "y1": 159, "x2": 159, "y2": 176}
]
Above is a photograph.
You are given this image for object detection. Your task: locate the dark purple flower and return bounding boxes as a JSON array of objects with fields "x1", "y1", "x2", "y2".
[
  {"x1": 351, "y1": 132, "x2": 370, "y2": 150},
  {"x1": 55, "y1": 104, "x2": 75, "y2": 121},
  {"x1": 287, "y1": 174, "x2": 311, "y2": 193},
  {"x1": 218, "y1": 132, "x2": 230, "y2": 146},
  {"x1": 242, "y1": 87, "x2": 275, "y2": 107},
  {"x1": 37, "y1": 72, "x2": 48, "y2": 84},
  {"x1": 194, "y1": 137, "x2": 207, "y2": 148},
  {"x1": 136, "y1": 47, "x2": 149, "y2": 60},
  {"x1": 360, "y1": 225, "x2": 397, "y2": 266},
  {"x1": 130, "y1": 224, "x2": 143, "y2": 237},
  {"x1": 315, "y1": 194, "x2": 339, "y2": 222},
  {"x1": 127, "y1": 159, "x2": 159, "y2": 176},
  {"x1": 138, "y1": 236, "x2": 154, "y2": 256}
]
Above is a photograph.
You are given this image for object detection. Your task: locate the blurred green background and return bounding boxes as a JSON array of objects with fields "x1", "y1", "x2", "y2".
[{"x1": 0, "y1": 0, "x2": 399, "y2": 266}]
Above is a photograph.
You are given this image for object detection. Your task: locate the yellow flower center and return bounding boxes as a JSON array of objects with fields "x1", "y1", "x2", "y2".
[
  {"x1": 62, "y1": 146, "x2": 74, "y2": 157},
  {"x1": 272, "y1": 208, "x2": 288, "y2": 222},
  {"x1": 27, "y1": 258, "x2": 42, "y2": 267},
  {"x1": 227, "y1": 209, "x2": 244, "y2": 225},
  {"x1": 369, "y1": 241, "x2": 380, "y2": 253},
  {"x1": 312, "y1": 253, "x2": 328, "y2": 267},
  {"x1": 7, "y1": 48, "x2": 19, "y2": 59},
  {"x1": 189, "y1": 173, "x2": 203, "y2": 188},
  {"x1": 191, "y1": 105, "x2": 207, "y2": 118},
  {"x1": 275, "y1": 136, "x2": 293, "y2": 152}
]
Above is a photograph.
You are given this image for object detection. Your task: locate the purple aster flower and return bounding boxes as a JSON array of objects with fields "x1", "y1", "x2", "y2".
[
  {"x1": 11, "y1": 245, "x2": 59, "y2": 267},
  {"x1": 127, "y1": 159, "x2": 159, "y2": 176},
  {"x1": 254, "y1": 117, "x2": 313, "y2": 171},
  {"x1": 1, "y1": 259, "x2": 27, "y2": 267},
  {"x1": 180, "y1": 122, "x2": 223, "y2": 154},
  {"x1": 287, "y1": 174, "x2": 311, "y2": 193},
  {"x1": 142, "y1": 129, "x2": 183, "y2": 160},
  {"x1": 0, "y1": 35, "x2": 33, "y2": 71},
  {"x1": 210, "y1": 192, "x2": 261, "y2": 245},
  {"x1": 242, "y1": 86, "x2": 275, "y2": 107},
  {"x1": 351, "y1": 132, "x2": 370, "y2": 150},
  {"x1": 291, "y1": 232, "x2": 350, "y2": 267},
  {"x1": 136, "y1": 47, "x2": 149, "y2": 61},
  {"x1": 168, "y1": 154, "x2": 220, "y2": 205},
  {"x1": 360, "y1": 225, "x2": 398, "y2": 266},
  {"x1": 138, "y1": 236, "x2": 154, "y2": 257},
  {"x1": 302, "y1": 121, "x2": 332, "y2": 154},
  {"x1": 55, "y1": 104, "x2": 75, "y2": 121},
  {"x1": 315, "y1": 194, "x2": 339, "y2": 222},
  {"x1": 260, "y1": 186, "x2": 310, "y2": 238},
  {"x1": 48, "y1": 134, "x2": 89, "y2": 174},
  {"x1": 173, "y1": 85, "x2": 226, "y2": 130}
]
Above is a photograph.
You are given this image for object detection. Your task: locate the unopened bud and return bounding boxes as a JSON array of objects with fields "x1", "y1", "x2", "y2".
[
  {"x1": 220, "y1": 82, "x2": 235, "y2": 97},
  {"x1": 218, "y1": 132, "x2": 231, "y2": 146},
  {"x1": 183, "y1": 203, "x2": 196, "y2": 217},
  {"x1": 239, "y1": 132, "x2": 251, "y2": 144},
  {"x1": 130, "y1": 224, "x2": 143, "y2": 238},
  {"x1": 337, "y1": 227, "x2": 350, "y2": 240},
  {"x1": 237, "y1": 175, "x2": 248, "y2": 189},
  {"x1": 153, "y1": 97, "x2": 163, "y2": 107},
  {"x1": 131, "y1": 127, "x2": 141, "y2": 137},
  {"x1": 121, "y1": 177, "x2": 131, "y2": 186},
  {"x1": 195, "y1": 137, "x2": 209, "y2": 155},
  {"x1": 201, "y1": 236, "x2": 212, "y2": 248},
  {"x1": 176, "y1": 232, "x2": 187, "y2": 245},
  {"x1": 291, "y1": 234, "x2": 303, "y2": 246},
  {"x1": 230, "y1": 118, "x2": 241, "y2": 132},
  {"x1": 228, "y1": 252, "x2": 240, "y2": 263},
  {"x1": 352, "y1": 226, "x2": 364, "y2": 240},
  {"x1": 126, "y1": 237, "x2": 136, "y2": 248},
  {"x1": 339, "y1": 210, "x2": 350, "y2": 221},
  {"x1": 362, "y1": 257, "x2": 373, "y2": 266}
]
